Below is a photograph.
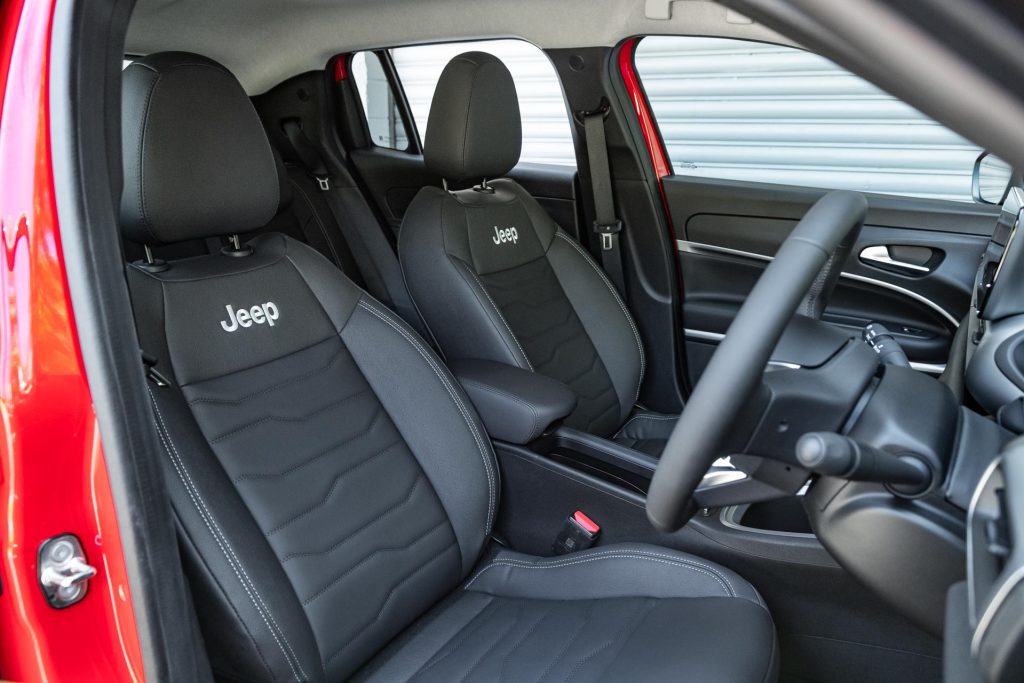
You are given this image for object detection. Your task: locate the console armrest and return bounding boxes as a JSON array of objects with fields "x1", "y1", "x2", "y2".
[{"x1": 451, "y1": 359, "x2": 577, "y2": 445}]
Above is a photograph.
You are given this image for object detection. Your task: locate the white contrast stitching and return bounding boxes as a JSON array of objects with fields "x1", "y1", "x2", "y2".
[
  {"x1": 357, "y1": 299, "x2": 497, "y2": 533},
  {"x1": 466, "y1": 555, "x2": 729, "y2": 597},
  {"x1": 465, "y1": 267, "x2": 534, "y2": 371},
  {"x1": 554, "y1": 231, "x2": 645, "y2": 404},
  {"x1": 148, "y1": 388, "x2": 308, "y2": 682},
  {"x1": 465, "y1": 549, "x2": 739, "y2": 599}
]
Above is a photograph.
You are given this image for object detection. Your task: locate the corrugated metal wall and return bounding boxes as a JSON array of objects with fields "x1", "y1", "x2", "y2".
[
  {"x1": 635, "y1": 36, "x2": 1005, "y2": 202},
  {"x1": 385, "y1": 37, "x2": 1007, "y2": 202}
]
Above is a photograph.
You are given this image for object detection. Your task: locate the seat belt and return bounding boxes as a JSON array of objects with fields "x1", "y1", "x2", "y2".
[
  {"x1": 282, "y1": 119, "x2": 332, "y2": 191},
  {"x1": 279, "y1": 118, "x2": 435, "y2": 340},
  {"x1": 583, "y1": 110, "x2": 626, "y2": 294},
  {"x1": 281, "y1": 118, "x2": 393, "y2": 301}
]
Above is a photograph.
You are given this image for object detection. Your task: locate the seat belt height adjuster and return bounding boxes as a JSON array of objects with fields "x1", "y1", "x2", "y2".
[{"x1": 593, "y1": 219, "x2": 622, "y2": 251}]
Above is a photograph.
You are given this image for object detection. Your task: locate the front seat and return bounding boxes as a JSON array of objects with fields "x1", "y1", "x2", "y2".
[
  {"x1": 401, "y1": 52, "x2": 675, "y2": 455},
  {"x1": 121, "y1": 52, "x2": 777, "y2": 682}
]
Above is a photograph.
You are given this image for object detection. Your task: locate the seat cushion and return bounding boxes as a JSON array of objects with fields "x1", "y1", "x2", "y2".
[
  {"x1": 613, "y1": 409, "x2": 679, "y2": 456},
  {"x1": 355, "y1": 543, "x2": 777, "y2": 682}
]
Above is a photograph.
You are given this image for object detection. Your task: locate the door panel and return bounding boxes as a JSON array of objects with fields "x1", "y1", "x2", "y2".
[
  {"x1": 665, "y1": 176, "x2": 998, "y2": 381},
  {"x1": 350, "y1": 148, "x2": 580, "y2": 238}
]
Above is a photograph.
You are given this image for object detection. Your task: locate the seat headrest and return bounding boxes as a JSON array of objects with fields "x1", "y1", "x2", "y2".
[
  {"x1": 120, "y1": 52, "x2": 279, "y2": 245},
  {"x1": 423, "y1": 52, "x2": 521, "y2": 183}
]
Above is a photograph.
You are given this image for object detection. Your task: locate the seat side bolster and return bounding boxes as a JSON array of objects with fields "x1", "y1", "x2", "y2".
[
  {"x1": 280, "y1": 236, "x2": 364, "y2": 332},
  {"x1": 400, "y1": 186, "x2": 528, "y2": 368},
  {"x1": 546, "y1": 230, "x2": 644, "y2": 424},
  {"x1": 146, "y1": 380, "x2": 326, "y2": 683},
  {"x1": 340, "y1": 297, "x2": 498, "y2": 575},
  {"x1": 463, "y1": 543, "x2": 767, "y2": 608}
]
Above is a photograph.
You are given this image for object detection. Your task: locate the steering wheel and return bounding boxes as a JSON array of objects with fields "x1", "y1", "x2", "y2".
[{"x1": 647, "y1": 190, "x2": 869, "y2": 532}]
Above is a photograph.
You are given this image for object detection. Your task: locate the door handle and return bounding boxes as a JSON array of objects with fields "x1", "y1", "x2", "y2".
[{"x1": 859, "y1": 246, "x2": 931, "y2": 273}]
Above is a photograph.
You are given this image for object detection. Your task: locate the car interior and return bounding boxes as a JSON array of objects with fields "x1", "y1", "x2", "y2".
[{"x1": 33, "y1": 0, "x2": 1024, "y2": 681}]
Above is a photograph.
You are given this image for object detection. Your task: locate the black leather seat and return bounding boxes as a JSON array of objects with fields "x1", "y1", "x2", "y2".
[
  {"x1": 121, "y1": 52, "x2": 777, "y2": 682},
  {"x1": 400, "y1": 52, "x2": 677, "y2": 455}
]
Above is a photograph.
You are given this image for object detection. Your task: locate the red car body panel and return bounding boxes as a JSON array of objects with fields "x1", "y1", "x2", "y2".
[
  {"x1": 0, "y1": 0, "x2": 145, "y2": 680},
  {"x1": 617, "y1": 37, "x2": 685, "y2": 303}
]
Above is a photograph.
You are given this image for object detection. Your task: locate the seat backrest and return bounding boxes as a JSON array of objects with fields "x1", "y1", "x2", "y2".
[
  {"x1": 400, "y1": 52, "x2": 645, "y2": 437},
  {"x1": 121, "y1": 52, "x2": 496, "y2": 682}
]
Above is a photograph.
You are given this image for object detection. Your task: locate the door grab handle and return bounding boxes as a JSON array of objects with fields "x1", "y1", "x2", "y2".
[{"x1": 859, "y1": 246, "x2": 931, "y2": 273}]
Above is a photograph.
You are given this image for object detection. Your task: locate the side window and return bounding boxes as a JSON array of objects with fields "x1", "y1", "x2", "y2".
[
  {"x1": 634, "y1": 36, "x2": 1010, "y2": 202},
  {"x1": 388, "y1": 40, "x2": 576, "y2": 167},
  {"x1": 351, "y1": 51, "x2": 409, "y2": 150}
]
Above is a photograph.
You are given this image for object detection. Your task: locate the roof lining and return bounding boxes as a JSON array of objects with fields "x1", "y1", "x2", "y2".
[{"x1": 125, "y1": 0, "x2": 794, "y2": 94}]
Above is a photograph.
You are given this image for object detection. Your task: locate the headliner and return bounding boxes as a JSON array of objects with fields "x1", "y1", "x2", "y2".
[{"x1": 125, "y1": 0, "x2": 793, "y2": 94}]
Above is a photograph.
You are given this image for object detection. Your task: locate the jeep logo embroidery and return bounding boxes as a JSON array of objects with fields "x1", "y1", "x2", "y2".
[
  {"x1": 220, "y1": 302, "x2": 280, "y2": 332},
  {"x1": 492, "y1": 226, "x2": 519, "y2": 245}
]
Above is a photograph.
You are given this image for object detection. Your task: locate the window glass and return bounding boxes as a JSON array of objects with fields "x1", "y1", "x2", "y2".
[
  {"x1": 351, "y1": 51, "x2": 409, "y2": 150},
  {"x1": 634, "y1": 36, "x2": 1011, "y2": 202},
  {"x1": 390, "y1": 40, "x2": 576, "y2": 167}
]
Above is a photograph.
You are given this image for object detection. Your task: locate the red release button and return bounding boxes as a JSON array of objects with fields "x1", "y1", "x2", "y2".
[{"x1": 573, "y1": 510, "x2": 600, "y2": 534}]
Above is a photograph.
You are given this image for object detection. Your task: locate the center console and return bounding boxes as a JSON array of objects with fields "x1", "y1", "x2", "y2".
[{"x1": 944, "y1": 440, "x2": 1024, "y2": 682}]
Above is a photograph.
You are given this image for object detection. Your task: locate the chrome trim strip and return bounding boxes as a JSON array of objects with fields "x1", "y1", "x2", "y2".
[
  {"x1": 678, "y1": 240, "x2": 771, "y2": 263},
  {"x1": 970, "y1": 457, "x2": 1012, "y2": 656},
  {"x1": 909, "y1": 361, "x2": 946, "y2": 374},
  {"x1": 973, "y1": 564, "x2": 1024, "y2": 656},
  {"x1": 683, "y1": 328, "x2": 725, "y2": 342},
  {"x1": 678, "y1": 240, "x2": 960, "y2": 327},
  {"x1": 840, "y1": 272, "x2": 960, "y2": 327},
  {"x1": 685, "y1": 329, "x2": 946, "y2": 374}
]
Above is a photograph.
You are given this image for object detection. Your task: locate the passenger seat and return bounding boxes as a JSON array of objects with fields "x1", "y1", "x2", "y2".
[{"x1": 400, "y1": 53, "x2": 678, "y2": 455}]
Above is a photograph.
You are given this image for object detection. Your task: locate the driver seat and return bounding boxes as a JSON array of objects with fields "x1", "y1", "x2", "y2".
[
  {"x1": 121, "y1": 52, "x2": 777, "y2": 682},
  {"x1": 400, "y1": 52, "x2": 676, "y2": 455}
]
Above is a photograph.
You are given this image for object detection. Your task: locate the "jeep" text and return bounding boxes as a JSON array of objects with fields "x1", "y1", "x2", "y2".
[
  {"x1": 220, "y1": 302, "x2": 280, "y2": 332},
  {"x1": 492, "y1": 226, "x2": 518, "y2": 245}
]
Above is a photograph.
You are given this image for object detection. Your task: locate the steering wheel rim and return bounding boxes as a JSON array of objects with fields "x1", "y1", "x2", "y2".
[{"x1": 647, "y1": 190, "x2": 869, "y2": 532}]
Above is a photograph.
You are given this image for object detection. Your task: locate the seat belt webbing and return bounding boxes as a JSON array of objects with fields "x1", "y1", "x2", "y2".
[
  {"x1": 280, "y1": 119, "x2": 395, "y2": 301},
  {"x1": 282, "y1": 119, "x2": 332, "y2": 190},
  {"x1": 583, "y1": 111, "x2": 626, "y2": 294},
  {"x1": 278, "y1": 118, "x2": 435, "y2": 340}
]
